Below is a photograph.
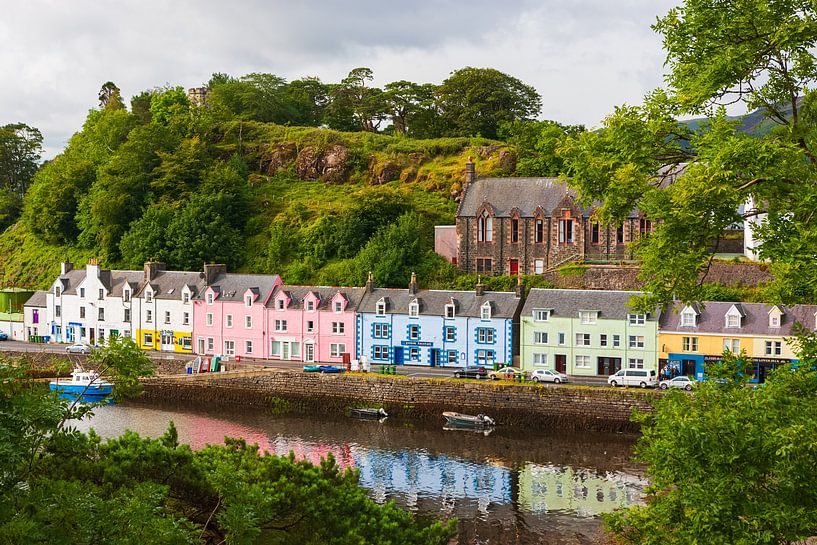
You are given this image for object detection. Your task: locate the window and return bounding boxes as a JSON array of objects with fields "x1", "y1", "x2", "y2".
[
  {"x1": 274, "y1": 320, "x2": 287, "y2": 332},
  {"x1": 535, "y1": 218, "x2": 544, "y2": 243},
  {"x1": 206, "y1": 313, "x2": 213, "y2": 326},
  {"x1": 182, "y1": 292, "x2": 189, "y2": 304},
  {"x1": 770, "y1": 314, "x2": 780, "y2": 327},
  {"x1": 579, "y1": 311, "x2": 597, "y2": 325},
  {"x1": 477, "y1": 211, "x2": 493, "y2": 242},
  {"x1": 765, "y1": 340, "x2": 782, "y2": 356},
  {"x1": 245, "y1": 340, "x2": 253, "y2": 354},
  {"x1": 331, "y1": 343, "x2": 346, "y2": 358},
  {"x1": 533, "y1": 309, "x2": 549, "y2": 321},
  {"x1": 682, "y1": 336, "x2": 699, "y2": 351},
  {"x1": 245, "y1": 315, "x2": 252, "y2": 329},
  {"x1": 628, "y1": 358, "x2": 644, "y2": 369},
  {"x1": 245, "y1": 294, "x2": 253, "y2": 307},
  {"x1": 480, "y1": 302, "x2": 492, "y2": 320},
  {"x1": 124, "y1": 309, "x2": 131, "y2": 322},
  {"x1": 206, "y1": 292, "x2": 213, "y2": 304},
  {"x1": 373, "y1": 323, "x2": 389, "y2": 338},
  {"x1": 590, "y1": 222, "x2": 600, "y2": 244},
  {"x1": 332, "y1": 322, "x2": 345, "y2": 335},
  {"x1": 511, "y1": 218, "x2": 519, "y2": 243},
  {"x1": 408, "y1": 301, "x2": 419, "y2": 317},
  {"x1": 124, "y1": 290, "x2": 130, "y2": 302},
  {"x1": 408, "y1": 324, "x2": 420, "y2": 340},
  {"x1": 445, "y1": 304, "x2": 455, "y2": 318},
  {"x1": 558, "y1": 218, "x2": 574, "y2": 244},
  {"x1": 306, "y1": 300, "x2": 315, "y2": 312},
  {"x1": 79, "y1": 307, "x2": 85, "y2": 319},
  {"x1": 224, "y1": 340, "x2": 235, "y2": 356},
  {"x1": 98, "y1": 288, "x2": 104, "y2": 300},
  {"x1": 146, "y1": 291, "x2": 153, "y2": 304},
  {"x1": 372, "y1": 345, "x2": 389, "y2": 360},
  {"x1": 226, "y1": 314, "x2": 233, "y2": 328},
  {"x1": 534, "y1": 331, "x2": 548, "y2": 344},
  {"x1": 629, "y1": 335, "x2": 645, "y2": 348},
  {"x1": 146, "y1": 310, "x2": 152, "y2": 323},
  {"x1": 612, "y1": 334, "x2": 621, "y2": 348},
  {"x1": 164, "y1": 311, "x2": 171, "y2": 324},
  {"x1": 575, "y1": 355, "x2": 590, "y2": 368},
  {"x1": 476, "y1": 257, "x2": 492, "y2": 273},
  {"x1": 276, "y1": 299, "x2": 285, "y2": 310},
  {"x1": 639, "y1": 218, "x2": 652, "y2": 236},
  {"x1": 207, "y1": 338, "x2": 214, "y2": 351},
  {"x1": 447, "y1": 351, "x2": 458, "y2": 364},
  {"x1": 183, "y1": 312, "x2": 189, "y2": 326},
  {"x1": 376, "y1": 299, "x2": 386, "y2": 316},
  {"x1": 534, "y1": 259, "x2": 544, "y2": 274},
  {"x1": 723, "y1": 338, "x2": 740, "y2": 353},
  {"x1": 409, "y1": 348, "x2": 420, "y2": 362},
  {"x1": 98, "y1": 308, "x2": 104, "y2": 321},
  {"x1": 476, "y1": 350, "x2": 495, "y2": 366},
  {"x1": 55, "y1": 286, "x2": 61, "y2": 298},
  {"x1": 576, "y1": 333, "x2": 591, "y2": 346},
  {"x1": 306, "y1": 320, "x2": 314, "y2": 333},
  {"x1": 334, "y1": 301, "x2": 343, "y2": 313},
  {"x1": 558, "y1": 332, "x2": 566, "y2": 345},
  {"x1": 445, "y1": 326, "x2": 456, "y2": 342},
  {"x1": 270, "y1": 341, "x2": 281, "y2": 357},
  {"x1": 600, "y1": 334, "x2": 608, "y2": 347},
  {"x1": 616, "y1": 224, "x2": 625, "y2": 244},
  {"x1": 180, "y1": 336, "x2": 192, "y2": 350},
  {"x1": 143, "y1": 333, "x2": 153, "y2": 346},
  {"x1": 477, "y1": 328, "x2": 495, "y2": 344},
  {"x1": 80, "y1": 287, "x2": 85, "y2": 298},
  {"x1": 680, "y1": 310, "x2": 696, "y2": 327},
  {"x1": 628, "y1": 314, "x2": 646, "y2": 326},
  {"x1": 533, "y1": 353, "x2": 548, "y2": 366},
  {"x1": 726, "y1": 314, "x2": 741, "y2": 328}
]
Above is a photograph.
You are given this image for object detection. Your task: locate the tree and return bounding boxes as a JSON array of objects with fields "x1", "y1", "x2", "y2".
[
  {"x1": 284, "y1": 77, "x2": 329, "y2": 127},
  {"x1": 498, "y1": 119, "x2": 585, "y2": 176},
  {"x1": 606, "y1": 338, "x2": 817, "y2": 544},
  {"x1": 119, "y1": 205, "x2": 176, "y2": 268},
  {"x1": 559, "y1": 0, "x2": 817, "y2": 307},
  {"x1": 383, "y1": 81, "x2": 438, "y2": 137},
  {"x1": 98, "y1": 81, "x2": 125, "y2": 111},
  {"x1": 353, "y1": 212, "x2": 433, "y2": 287},
  {"x1": 329, "y1": 68, "x2": 388, "y2": 132},
  {"x1": 0, "y1": 123, "x2": 43, "y2": 196},
  {"x1": 436, "y1": 67, "x2": 541, "y2": 139}
]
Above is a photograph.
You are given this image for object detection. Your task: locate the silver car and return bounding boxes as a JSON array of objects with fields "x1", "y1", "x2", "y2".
[
  {"x1": 530, "y1": 369, "x2": 569, "y2": 384},
  {"x1": 658, "y1": 375, "x2": 695, "y2": 391},
  {"x1": 66, "y1": 343, "x2": 92, "y2": 354}
]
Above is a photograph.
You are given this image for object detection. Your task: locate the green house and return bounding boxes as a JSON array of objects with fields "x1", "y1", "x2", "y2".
[{"x1": 520, "y1": 289, "x2": 659, "y2": 376}]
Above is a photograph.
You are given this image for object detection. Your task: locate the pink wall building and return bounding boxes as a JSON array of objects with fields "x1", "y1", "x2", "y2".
[{"x1": 266, "y1": 285, "x2": 363, "y2": 363}]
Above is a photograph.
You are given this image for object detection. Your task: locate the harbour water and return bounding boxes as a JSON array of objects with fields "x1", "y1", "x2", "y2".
[{"x1": 73, "y1": 402, "x2": 646, "y2": 544}]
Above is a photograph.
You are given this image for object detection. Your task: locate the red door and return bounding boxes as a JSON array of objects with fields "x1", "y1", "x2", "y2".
[
  {"x1": 555, "y1": 354, "x2": 567, "y2": 374},
  {"x1": 509, "y1": 259, "x2": 519, "y2": 276}
]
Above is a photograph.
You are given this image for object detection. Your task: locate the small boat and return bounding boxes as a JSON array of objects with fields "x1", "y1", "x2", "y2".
[
  {"x1": 49, "y1": 368, "x2": 113, "y2": 400},
  {"x1": 442, "y1": 411, "x2": 495, "y2": 428},
  {"x1": 350, "y1": 407, "x2": 388, "y2": 419},
  {"x1": 318, "y1": 365, "x2": 345, "y2": 373},
  {"x1": 303, "y1": 365, "x2": 322, "y2": 372}
]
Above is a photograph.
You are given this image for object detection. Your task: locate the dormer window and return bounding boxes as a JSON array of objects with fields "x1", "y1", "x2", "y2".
[
  {"x1": 376, "y1": 298, "x2": 386, "y2": 316},
  {"x1": 579, "y1": 311, "x2": 597, "y2": 325},
  {"x1": 628, "y1": 313, "x2": 646, "y2": 326},
  {"x1": 769, "y1": 306, "x2": 783, "y2": 328},
  {"x1": 445, "y1": 304, "x2": 455, "y2": 319},
  {"x1": 481, "y1": 302, "x2": 492, "y2": 320},
  {"x1": 533, "y1": 309, "x2": 550, "y2": 322},
  {"x1": 123, "y1": 289, "x2": 130, "y2": 302},
  {"x1": 334, "y1": 301, "x2": 342, "y2": 313},
  {"x1": 680, "y1": 308, "x2": 696, "y2": 327},
  {"x1": 206, "y1": 292, "x2": 214, "y2": 305},
  {"x1": 80, "y1": 288, "x2": 85, "y2": 298},
  {"x1": 245, "y1": 295, "x2": 253, "y2": 307},
  {"x1": 146, "y1": 291, "x2": 153, "y2": 304},
  {"x1": 55, "y1": 286, "x2": 61, "y2": 298},
  {"x1": 306, "y1": 300, "x2": 315, "y2": 312},
  {"x1": 98, "y1": 288, "x2": 104, "y2": 300},
  {"x1": 408, "y1": 300, "x2": 419, "y2": 318},
  {"x1": 276, "y1": 298, "x2": 285, "y2": 311},
  {"x1": 726, "y1": 314, "x2": 741, "y2": 328},
  {"x1": 183, "y1": 292, "x2": 189, "y2": 304}
]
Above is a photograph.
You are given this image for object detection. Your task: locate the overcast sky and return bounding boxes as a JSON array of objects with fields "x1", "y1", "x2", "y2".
[{"x1": 1, "y1": 0, "x2": 684, "y2": 157}]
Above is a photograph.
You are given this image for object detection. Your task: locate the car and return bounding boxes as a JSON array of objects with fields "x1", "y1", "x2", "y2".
[
  {"x1": 452, "y1": 366, "x2": 488, "y2": 379},
  {"x1": 530, "y1": 369, "x2": 569, "y2": 384},
  {"x1": 65, "y1": 343, "x2": 92, "y2": 354},
  {"x1": 488, "y1": 366, "x2": 526, "y2": 381},
  {"x1": 608, "y1": 368, "x2": 657, "y2": 388},
  {"x1": 0, "y1": 332, "x2": 7, "y2": 341},
  {"x1": 659, "y1": 375, "x2": 695, "y2": 391}
]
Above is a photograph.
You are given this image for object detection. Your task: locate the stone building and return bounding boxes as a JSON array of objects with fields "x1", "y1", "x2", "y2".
[{"x1": 455, "y1": 160, "x2": 649, "y2": 275}]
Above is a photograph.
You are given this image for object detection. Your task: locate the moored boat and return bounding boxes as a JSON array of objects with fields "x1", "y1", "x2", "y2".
[
  {"x1": 49, "y1": 368, "x2": 113, "y2": 399},
  {"x1": 303, "y1": 365, "x2": 321, "y2": 372},
  {"x1": 442, "y1": 411, "x2": 495, "y2": 428},
  {"x1": 350, "y1": 407, "x2": 388, "y2": 419}
]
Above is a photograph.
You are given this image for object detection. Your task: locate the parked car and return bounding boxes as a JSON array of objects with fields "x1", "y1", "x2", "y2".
[
  {"x1": 608, "y1": 368, "x2": 657, "y2": 388},
  {"x1": 659, "y1": 375, "x2": 695, "y2": 391},
  {"x1": 452, "y1": 366, "x2": 488, "y2": 379},
  {"x1": 0, "y1": 332, "x2": 7, "y2": 341},
  {"x1": 488, "y1": 366, "x2": 526, "y2": 381},
  {"x1": 530, "y1": 369, "x2": 569, "y2": 384},
  {"x1": 66, "y1": 343, "x2": 92, "y2": 354}
]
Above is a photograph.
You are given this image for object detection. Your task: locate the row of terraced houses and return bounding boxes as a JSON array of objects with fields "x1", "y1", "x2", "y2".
[{"x1": 21, "y1": 260, "x2": 816, "y2": 382}]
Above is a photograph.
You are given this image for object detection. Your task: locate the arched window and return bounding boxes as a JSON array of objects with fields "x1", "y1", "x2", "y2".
[{"x1": 477, "y1": 210, "x2": 493, "y2": 242}]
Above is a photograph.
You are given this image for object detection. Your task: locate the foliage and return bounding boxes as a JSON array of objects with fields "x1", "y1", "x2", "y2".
[
  {"x1": 499, "y1": 119, "x2": 585, "y2": 176},
  {"x1": 0, "y1": 123, "x2": 43, "y2": 197},
  {"x1": 605, "y1": 339, "x2": 817, "y2": 544}
]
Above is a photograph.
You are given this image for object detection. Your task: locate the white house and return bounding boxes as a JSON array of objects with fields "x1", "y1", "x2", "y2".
[{"x1": 23, "y1": 290, "x2": 47, "y2": 340}]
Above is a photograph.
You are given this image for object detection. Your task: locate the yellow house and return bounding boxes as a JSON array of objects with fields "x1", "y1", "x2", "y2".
[{"x1": 658, "y1": 302, "x2": 817, "y2": 383}]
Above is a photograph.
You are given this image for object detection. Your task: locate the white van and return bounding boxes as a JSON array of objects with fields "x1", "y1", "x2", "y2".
[{"x1": 607, "y1": 369, "x2": 657, "y2": 388}]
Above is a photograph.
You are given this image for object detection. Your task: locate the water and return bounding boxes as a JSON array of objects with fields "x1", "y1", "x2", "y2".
[{"x1": 72, "y1": 402, "x2": 646, "y2": 544}]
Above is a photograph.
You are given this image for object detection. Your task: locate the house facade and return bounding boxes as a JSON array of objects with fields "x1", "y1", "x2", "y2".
[
  {"x1": 356, "y1": 274, "x2": 523, "y2": 368},
  {"x1": 519, "y1": 289, "x2": 659, "y2": 376},
  {"x1": 659, "y1": 302, "x2": 817, "y2": 382},
  {"x1": 23, "y1": 290, "x2": 47, "y2": 340},
  {"x1": 266, "y1": 285, "x2": 363, "y2": 363},
  {"x1": 455, "y1": 160, "x2": 648, "y2": 276}
]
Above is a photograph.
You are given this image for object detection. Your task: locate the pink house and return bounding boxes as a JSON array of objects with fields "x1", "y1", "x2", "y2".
[
  {"x1": 193, "y1": 265, "x2": 281, "y2": 359},
  {"x1": 266, "y1": 285, "x2": 363, "y2": 363}
]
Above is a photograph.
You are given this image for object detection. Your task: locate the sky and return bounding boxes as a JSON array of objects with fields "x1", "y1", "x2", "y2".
[{"x1": 1, "y1": 0, "x2": 683, "y2": 158}]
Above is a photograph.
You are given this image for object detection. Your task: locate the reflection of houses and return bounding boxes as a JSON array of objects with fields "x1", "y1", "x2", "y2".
[
  {"x1": 455, "y1": 159, "x2": 649, "y2": 275},
  {"x1": 519, "y1": 289, "x2": 659, "y2": 376},
  {"x1": 659, "y1": 301, "x2": 817, "y2": 382},
  {"x1": 356, "y1": 273, "x2": 523, "y2": 367}
]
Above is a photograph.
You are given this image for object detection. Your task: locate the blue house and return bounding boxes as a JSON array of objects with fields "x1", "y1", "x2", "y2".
[{"x1": 356, "y1": 273, "x2": 523, "y2": 367}]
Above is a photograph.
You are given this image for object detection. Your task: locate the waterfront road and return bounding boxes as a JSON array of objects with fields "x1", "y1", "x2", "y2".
[{"x1": 0, "y1": 340, "x2": 609, "y2": 386}]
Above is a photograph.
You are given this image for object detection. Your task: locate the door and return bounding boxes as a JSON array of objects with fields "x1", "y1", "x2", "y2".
[
  {"x1": 555, "y1": 354, "x2": 567, "y2": 374},
  {"x1": 597, "y1": 357, "x2": 622, "y2": 376},
  {"x1": 509, "y1": 259, "x2": 519, "y2": 276},
  {"x1": 161, "y1": 332, "x2": 174, "y2": 351},
  {"x1": 198, "y1": 338, "x2": 205, "y2": 354},
  {"x1": 89, "y1": 328, "x2": 95, "y2": 345},
  {"x1": 430, "y1": 349, "x2": 440, "y2": 367},
  {"x1": 305, "y1": 343, "x2": 315, "y2": 362},
  {"x1": 393, "y1": 347, "x2": 404, "y2": 365},
  {"x1": 282, "y1": 342, "x2": 290, "y2": 360}
]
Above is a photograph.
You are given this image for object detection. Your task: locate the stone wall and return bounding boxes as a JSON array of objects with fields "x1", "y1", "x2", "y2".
[{"x1": 138, "y1": 370, "x2": 658, "y2": 433}]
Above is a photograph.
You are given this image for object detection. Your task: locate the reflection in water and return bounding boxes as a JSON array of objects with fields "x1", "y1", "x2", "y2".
[{"x1": 73, "y1": 402, "x2": 645, "y2": 544}]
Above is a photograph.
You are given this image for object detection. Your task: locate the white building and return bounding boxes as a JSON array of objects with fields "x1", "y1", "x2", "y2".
[
  {"x1": 23, "y1": 290, "x2": 47, "y2": 340},
  {"x1": 744, "y1": 196, "x2": 766, "y2": 261}
]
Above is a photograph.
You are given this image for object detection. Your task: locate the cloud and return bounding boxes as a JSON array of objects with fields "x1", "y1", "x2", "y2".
[{"x1": 0, "y1": 0, "x2": 680, "y2": 157}]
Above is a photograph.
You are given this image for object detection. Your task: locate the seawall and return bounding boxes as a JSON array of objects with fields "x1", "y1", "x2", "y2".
[{"x1": 138, "y1": 370, "x2": 658, "y2": 433}]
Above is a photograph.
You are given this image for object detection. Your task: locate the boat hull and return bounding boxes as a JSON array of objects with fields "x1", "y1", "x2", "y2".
[
  {"x1": 350, "y1": 408, "x2": 388, "y2": 419},
  {"x1": 49, "y1": 383, "x2": 113, "y2": 397},
  {"x1": 442, "y1": 411, "x2": 495, "y2": 428}
]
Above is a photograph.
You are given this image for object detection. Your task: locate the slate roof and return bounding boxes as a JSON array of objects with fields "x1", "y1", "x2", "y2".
[
  {"x1": 201, "y1": 273, "x2": 280, "y2": 302},
  {"x1": 108, "y1": 270, "x2": 144, "y2": 297},
  {"x1": 269, "y1": 285, "x2": 365, "y2": 310},
  {"x1": 521, "y1": 289, "x2": 657, "y2": 321},
  {"x1": 136, "y1": 270, "x2": 206, "y2": 300},
  {"x1": 659, "y1": 301, "x2": 817, "y2": 336},
  {"x1": 54, "y1": 269, "x2": 87, "y2": 295},
  {"x1": 24, "y1": 290, "x2": 48, "y2": 308},
  {"x1": 357, "y1": 287, "x2": 523, "y2": 319}
]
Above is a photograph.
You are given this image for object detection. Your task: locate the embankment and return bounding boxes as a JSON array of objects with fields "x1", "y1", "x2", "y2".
[{"x1": 138, "y1": 370, "x2": 658, "y2": 433}]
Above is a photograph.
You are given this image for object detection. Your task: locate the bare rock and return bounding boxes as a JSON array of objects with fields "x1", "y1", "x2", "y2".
[
  {"x1": 322, "y1": 144, "x2": 350, "y2": 184},
  {"x1": 295, "y1": 146, "x2": 321, "y2": 180},
  {"x1": 477, "y1": 145, "x2": 501, "y2": 158},
  {"x1": 498, "y1": 150, "x2": 517, "y2": 173}
]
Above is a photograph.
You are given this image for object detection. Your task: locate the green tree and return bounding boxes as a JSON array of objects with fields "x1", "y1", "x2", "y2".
[
  {"x1": 119, "y1": 205, "x2": 175, "y2": 268},
  {"x1": 353, "y1": 212, "x2": 432, "y2": 287},
  {"x1": 383, "y1": 80, "x2": 438, "y2": 137},
  {"x1": 98, "y1": 81, "x2": 126, "y2": 111},
  {"x1": 436, "y1": 67, "x2": 541, "y2": 139},
  {"x1": 284, "y1": 77, "x2": 329, "y2": 126},
  {"x1": 0, "y1": 123, "x2": 43, "y2": 196},
  {"x1": 498, "y1": 119, "x2": 585, "y2": 176},
  {"x1": 329, "y1": 68, "x2": 388, "y2": 132}
]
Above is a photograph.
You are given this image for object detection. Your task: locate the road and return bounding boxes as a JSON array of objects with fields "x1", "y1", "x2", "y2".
[{"x1": 0, "y1": 340, "x2": 609, "y2": 386}]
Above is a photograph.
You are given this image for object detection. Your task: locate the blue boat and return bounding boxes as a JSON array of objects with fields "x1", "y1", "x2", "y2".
[
  {"x1": 318, "y1": 365, "x2": 345, "y2": 374},
  {"x1": 49, "y1": 368, "x2": 113, "y2": 400}
]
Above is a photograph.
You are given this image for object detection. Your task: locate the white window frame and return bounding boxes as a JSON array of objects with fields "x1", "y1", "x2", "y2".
[
  {"x1": 612, "y1": 334, "x2": 621, "y2": 348},
  {"x1": 330, "y1": 343, "x2": 346, "y2": 358},
  {"x1": 723, "y1": 338, "x2": 740, "y2": 353},
  {"x1": 183, "y1": 311, "x2": 189, "y2": 326},
  {"x1": 146, "y1": 291, "x2": 153, "y2": 304},
  {"x1": 146, "y1": 309, "x2": 152, "y2": 323},
  {"x1": 408, "y1": 324, "x2": 420, "y2": 340},
  {"x1": 579, "y1": 311, "x2": 597, "y2": 325},
  {"x1": 164, "y1": 310, "x2": 171, "y2": 324},
  {"x1": 226, "y1": 314, "x2": 233, "y2": 328},
  {"x1": 575, "y1": 355, "x2": 590, "y2": 368},
  {"x1": 376, "y1": 299, "x2": 386, "y2": 316},
  {"x1": 224, "y1": 340, "x2": 235, "y2": 356},
  {"x1": 533, "y1": 309, "x2": 550, "y2": 322},
  {"x1": 480, "y1": 302, "x2": 492, "y2": 320},
  {"x1": 575, "y1": 333, "x2": 590, "y2": 347},
  {"x1": 680, "y1": 310, "x2": 696, "y2": 327},
  {"x1": 143, "y1": 333, "x2": 153, "y2": 346},
  {"x1": 445, "y1": 304, "x2": 455, "y2": 319},
  {"x1": 306, "y1": 320, "x2": 314, "y2": 333},
  {"x1": 334, "y1": 301, "x2": 343, "y2": 313},
  {"x1": 534, "y1": 259, "x2": 544, "y2": 274},
  {"x1": 477, "y1": 328, "x2": 494, "y2": 344},
  {"x1": 245, "y1": 295, "x2": 253, "y2": 307},
  {"x1": 533, "y1": 353, "x2": 548, "y2": 366},
  {"x1": 206, "y1": 292, "x2": 213, "y2": 305},
  {"x1": 245, "y1": 315, "x2": 252, "y2": 329},
  {"x1": 306, "y1": 300, "x2": 315, "y2": 312},
  {"x1": 600, "y1": 334, "x2": 608, "y2": 347},
  {"x1": 534, "y1": 331, "x2": 548, "y2": 344},
  {"x1": 408, "y1": 300, "x2": 419, "y2": 317},
  {"x1": 275, "y1": 319, "x2": 287, "y2": 332},
  {"x1": 628, "y1": 313, "x2": 646, "y2": 326},
  {"x1": 726, "y1": 314, "x2": 741, "y2": 328},
  {"x1": 245, "y1": 340, "x2": 253, "y2": 354},
  {"x1": 332, "y1": 322, "x2": 345, "y2": 335},
  {"x1": 683, "y1": 336, "x2": 699, "y2": 352},
  {"x1": 206, "y1": 313, "x2": 213, "y2": 326},
  {"x1": 445, "y1": 326, "x2": 455, "y2": 342},
  {"x1": 627, "y1": 358, "x2": 644, "y2": 369},
  {"x1": 629, "y1": 335, "x2": 645, "y2": 349},
  {"x1": 558, "y1": 332, "x2": 566, "y2": 345}
]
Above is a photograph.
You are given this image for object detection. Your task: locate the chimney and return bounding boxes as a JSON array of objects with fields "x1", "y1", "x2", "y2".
[
  {"x1": 87, "y1": 258, "x2": 100, "y2": 278},
  {"x1": 365, "y1": 271, "x2": 375, "y2": 294},
  {"x1": 475, "y1": 275, "x2": 484, "y2": 297},
  {"x1": 204, "y1": 263, "x2": 227, "y2": 286},
  {"x1": 143, "y1": 261, "x2": 166, "y2": 283},
  {"x1": 464, "y1": 156, "x2": 476, "y2": 188},
  {"x1": 408, "y1": 271, "x2": 418, "y2": 295},
  {"x1": 60, "y1": 261, "x2": 73, "y2": 275},
  {"x1": 515, "y1": 274, "x2": 524, "y2": 298}
]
